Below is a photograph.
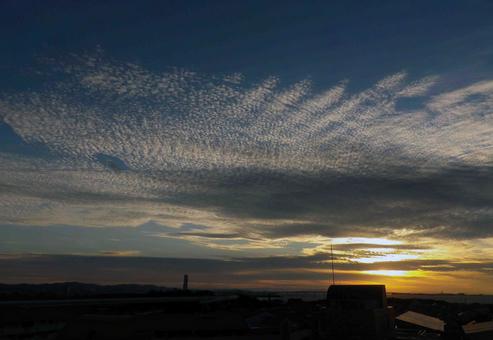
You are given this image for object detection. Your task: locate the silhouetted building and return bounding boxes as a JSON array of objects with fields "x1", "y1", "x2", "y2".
[
  {"x1": 57, "y1": 311, "x2": 249, "y2": 339},
  {"x1": 325, "y1": 284, "x2": 393, "y2": 339},
  {"x1": 183, "y1": 274, "x2": 188, "y2": 290},
  {"x1": 327, "y1": 284, "x2": 387, "y2": 309}
]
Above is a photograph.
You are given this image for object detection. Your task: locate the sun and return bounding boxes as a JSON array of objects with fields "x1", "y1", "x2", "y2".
[{"x1": 364, "y1": 270, "x2": 409, "y2": 277}]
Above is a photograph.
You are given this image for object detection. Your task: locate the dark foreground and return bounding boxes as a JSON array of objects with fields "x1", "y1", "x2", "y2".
[{"x1": 1, "y1": 283, "x2": 492, "y2": 340}]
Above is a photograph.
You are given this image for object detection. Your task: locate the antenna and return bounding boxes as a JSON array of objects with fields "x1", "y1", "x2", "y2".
[{"x1": 331, "y1": 243, "x2": 336, "y2": 285}]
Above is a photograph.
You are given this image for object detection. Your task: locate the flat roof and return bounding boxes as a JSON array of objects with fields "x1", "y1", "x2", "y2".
[
  {"x1": 463, "y1": 321, "x2": 493, "y2": 334},
  {"x1": 396, "y1": 311, "x2": 445, "y2": 332},
  {"x1": 0, "y1": 295, "x2": 238, "y2": 307}
]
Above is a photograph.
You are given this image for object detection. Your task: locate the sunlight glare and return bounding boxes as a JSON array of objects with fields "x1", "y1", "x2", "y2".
[
  {"x1": 331, "y1": 237, "x2": 403, "y2": 246},
  {"x1": 356, "y1": 253, "x2": 419, "y2": 263},
  {"x1": 364, "y1": 270, "x2": 409, "y2": 277}
]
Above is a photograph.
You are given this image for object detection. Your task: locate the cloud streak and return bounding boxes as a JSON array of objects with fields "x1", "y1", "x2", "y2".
[{"x1": 1, "y1": 253, "x2": 492, "y2": 292}]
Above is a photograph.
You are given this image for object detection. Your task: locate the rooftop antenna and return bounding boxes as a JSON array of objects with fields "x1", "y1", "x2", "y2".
[{"x1": 331, "y1": 243, "x2": 336, "y2": 285}]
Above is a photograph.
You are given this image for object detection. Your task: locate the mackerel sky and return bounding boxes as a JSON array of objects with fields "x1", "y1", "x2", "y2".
[{"x1": 1, "y1": 1, "x2": 493, "y2": 292}]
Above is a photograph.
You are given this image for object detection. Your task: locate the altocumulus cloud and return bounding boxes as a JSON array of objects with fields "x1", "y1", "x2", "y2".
[{"x1": 1, "y1": 52, "x2": 493, "y2": 250}]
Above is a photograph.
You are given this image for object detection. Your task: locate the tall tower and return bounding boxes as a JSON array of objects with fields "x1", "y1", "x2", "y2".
[{"x1": 183, "y1": 274, "x2": 188, "y2": 290}]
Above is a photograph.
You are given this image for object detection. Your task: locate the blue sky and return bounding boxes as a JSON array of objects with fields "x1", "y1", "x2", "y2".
[
  {"x1": 1, "y1": 0, "x2": 493, "y2": 292},
  {"x1": 2, "y1": 1, "x2": 493, "y2": 88}
]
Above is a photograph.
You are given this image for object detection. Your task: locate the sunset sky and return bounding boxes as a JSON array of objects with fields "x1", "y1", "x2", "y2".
[{"x1": 1, "y1": 1, "x2": 493, "y2": 293}]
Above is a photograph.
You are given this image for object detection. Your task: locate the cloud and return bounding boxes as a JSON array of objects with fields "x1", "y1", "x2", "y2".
[
  {"x1": 0, "y1": 222, "x2": 305, "y2": 258},
  {"x1": 1, "y1": 52, "x2": 493, "y2": 250},
  {"x1": 100, "y1": 250, "x2": 141, "y2": 256}
]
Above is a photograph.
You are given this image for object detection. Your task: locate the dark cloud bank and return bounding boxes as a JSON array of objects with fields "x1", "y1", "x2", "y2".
[{"x1": 1, "y1": 254, "x2": 492, "y2": 288}]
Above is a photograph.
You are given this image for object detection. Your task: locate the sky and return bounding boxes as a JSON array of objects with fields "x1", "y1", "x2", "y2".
[{"x1": 1, "y1": 0, "x2": 493, "y2": 293}]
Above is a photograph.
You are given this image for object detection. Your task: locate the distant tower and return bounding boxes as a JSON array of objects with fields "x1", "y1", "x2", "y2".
[{"x1": 183, "y1": 274, "x2": 189, "y2": 290}]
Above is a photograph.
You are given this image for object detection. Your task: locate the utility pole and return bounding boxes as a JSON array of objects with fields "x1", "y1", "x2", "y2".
[{"x1": 331, "y1": 244, "x2": 335, "y2": 285}]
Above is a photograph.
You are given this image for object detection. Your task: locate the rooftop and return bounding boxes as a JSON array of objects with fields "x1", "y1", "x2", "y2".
[
  {"x1": 396, "y1": 311, "x2": 445, "y2": 332},
  {"x1": 463, "y1": 320, "x2": 493, "y2": 334},
  {"x1": 326, "y1": 284, "x2": 387, "y2": 308}
]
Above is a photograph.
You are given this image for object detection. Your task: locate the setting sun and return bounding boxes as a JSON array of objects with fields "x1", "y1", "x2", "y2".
[{"x1": 364, "y1": 270, "x2": 411, "y2": 277}]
